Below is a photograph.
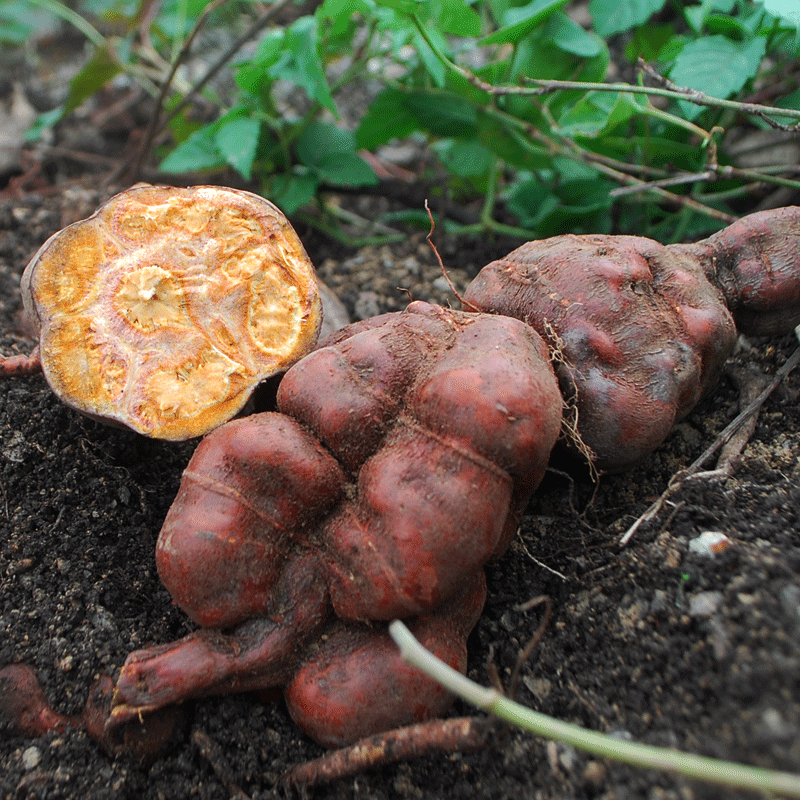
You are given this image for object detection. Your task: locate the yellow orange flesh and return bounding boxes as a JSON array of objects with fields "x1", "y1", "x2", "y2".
[{"x1": 21, "y1": 185, "x2": 321, "y2": 439}]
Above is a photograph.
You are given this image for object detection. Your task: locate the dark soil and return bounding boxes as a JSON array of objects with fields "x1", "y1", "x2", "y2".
[{"x1": 0, "y1": 78, "x2": 799, "y2": 800}]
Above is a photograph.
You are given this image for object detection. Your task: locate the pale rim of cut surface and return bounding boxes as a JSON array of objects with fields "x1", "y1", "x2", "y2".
[{"x1": 21, "y1": 185, "x2": 322, "y2": 440}]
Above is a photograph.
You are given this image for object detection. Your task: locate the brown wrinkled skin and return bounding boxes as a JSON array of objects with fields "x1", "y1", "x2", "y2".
[
  {"x1": 110, "y1": 302, "x2": 561, "y2": 748},
  {"x1": 685, "y1": 206, "x2": 800, "y2": 336},
  {"x1": 464, "y1": 235, "x2": 737, "y2": 472},
  {"x1": 464, "y1": 208, "x2": 800, "y2": 472},
  {"x1": 285, "y1": 573, "x2": 486, "y2": 749}
]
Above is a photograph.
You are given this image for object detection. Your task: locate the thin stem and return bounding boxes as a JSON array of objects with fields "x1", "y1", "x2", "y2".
[
  {"x1": 114, "y1": 0, "x2": 233, "y2": 184},
  {"x1": 25, "y1": 0, "x2": 107, "y2": 50},
  {"x1": 409, "y1": 14, "x2": 800, "y2": 126},
  {"x1": 389, "y1": 621, "x2": 800, "y2": 798}
]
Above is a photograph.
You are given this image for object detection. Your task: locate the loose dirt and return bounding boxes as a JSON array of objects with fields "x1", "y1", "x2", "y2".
[{"x1": 1, "y1": 180, "x2": 798, "y2": 800}]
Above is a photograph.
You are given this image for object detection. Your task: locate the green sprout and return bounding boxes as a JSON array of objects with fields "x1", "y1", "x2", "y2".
[{"x1": 389, "y1": 620, "x2": 800, "y2": 797}]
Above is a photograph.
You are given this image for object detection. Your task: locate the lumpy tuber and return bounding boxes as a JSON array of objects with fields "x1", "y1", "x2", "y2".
[
  {"x1": 464, "y1": 207, "x2": 800, "y2": 471},
  {"x1": 109, "y1": 301, "x2": 563, "y2": 747},
  {"x1": 4, "y1": 205, "x2": 800, "y2": 755}
]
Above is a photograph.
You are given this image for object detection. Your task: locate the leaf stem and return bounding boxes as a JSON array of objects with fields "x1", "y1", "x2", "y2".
[{"x1": 389, "y1": 620, "x2": 800, "y2": 797}]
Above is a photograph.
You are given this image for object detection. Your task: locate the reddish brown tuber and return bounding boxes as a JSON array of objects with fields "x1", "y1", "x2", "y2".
[
  {"x1": 108, "y1": 301, "x2": 561, "y2": 747},
  {"x1": 464, "y1": 207, "x2": 800, "y2": 471}
]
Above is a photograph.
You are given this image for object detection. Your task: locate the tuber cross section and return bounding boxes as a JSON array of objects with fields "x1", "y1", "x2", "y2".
[
  {"x1": 108, "y1": 301, "x2": 562, "y2": 747},
  {"x1": 4, "y1": 185, "x2": 322, "y2": 439}
]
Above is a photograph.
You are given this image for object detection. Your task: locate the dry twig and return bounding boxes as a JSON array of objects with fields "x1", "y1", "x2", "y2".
[
  {"x1": 284, "y1": 716, "x2": 492, "y2": 789},
  {"x1": 619, "y1": 340, "x2": 800, "y2": 546}
]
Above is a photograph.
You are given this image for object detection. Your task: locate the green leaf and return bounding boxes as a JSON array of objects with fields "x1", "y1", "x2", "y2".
[
  {"x1": 435, "y1": 0, "x2": 482, "y2": 36},
  {"x1": 25, "y1": 107, "x2": 64, "y2": 142},
  {"x1": 63, "y1": 46, "x2": 120, "y2": 115},
  {"x1": 159, "y1": 126, "x2": 226, "y2": 174},
  {"x1": 283, "y1": 17, "x2": 338, "y2": 116},
  {"x1": 215, "y1": 115, "x2": 262, "y2": 180},
  {"x1": 357, "y1": 88, "x2": 419, "y2": 150},
  {"x1": 589, "y1": 0, "x2": 667, "y2": 37},
  {"x1": 372, "y1": 0, "x2": 422, "y2": 12},
  {"x1": 314, "y1": 152, "x2": 379, "y2": 186},
  {"x1": 545, "y1": 12, "x2": 603, "y2": 57},
  {"x1": 296, "y1": 122, "x2": 377, "y2": 187},
  {"x1": 413, "y1": 29, "x2": 447, "y2": 86},
  {"x1": 440, "y1": 139, "x2": 494, "y2": 177},
  {"x1": 296, "y1": 121, "x2": 357, "y2": 166},
  {"x1": 670, "y1": 35, "x2": 767, "y2": 99},
  {"x1": 235, "y1": 29, "x2": 283, "y2": 95},
  {"x1": 624, "y1": 23, "x2": 675, "y2": 61},
  {"x1": 0, "y1": 1, "x2": 52, "y2": 43},
  {"x1": 271, "y1": 171, "x2": 319, "y2": 214},
  {"x1": 476, "y1": 111, "x2": 552, "y2": 170},
  {"x1": 480, "y1": 0, "x2": 568, "y2": 45},
  {"x1": 755, "y1": 0, "x2": 800, "y2": 30},
  {"x1": 319, "y1": 0, "x2": 374, "y2": 15},
  {"x1": 404, "y1": 91, "x2": 478, "y2": 136},
  {"x1": 684, "y1": 0, "x2": 735, "y2": 34},
  {"x1": 557, "y1": 92, "x2": 638, "y2": 137},
  {"x1": 505, "y1": 175, "x2": 561, "y2": 228}
]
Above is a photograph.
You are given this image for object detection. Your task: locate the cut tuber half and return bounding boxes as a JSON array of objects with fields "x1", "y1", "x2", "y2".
[{"x1": 16, "y1": 184, "x2": 322, "y2": 439}]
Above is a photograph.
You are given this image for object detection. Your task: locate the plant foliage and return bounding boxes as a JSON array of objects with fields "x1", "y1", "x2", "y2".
[{"x1": 5, "y1": 0, "x2": 800, "y2": 240}]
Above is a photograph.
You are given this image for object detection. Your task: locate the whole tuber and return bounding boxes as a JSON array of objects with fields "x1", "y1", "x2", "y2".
[
  {"x1": 108, "y1": 301, "x2": 562, "y2": 747},
  {"x1": 464, "y1": 207, "x2": 800, "y2": 472}
]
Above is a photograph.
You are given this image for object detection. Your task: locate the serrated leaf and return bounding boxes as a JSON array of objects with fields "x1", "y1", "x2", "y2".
[
  {"x1": 215, "y1": 116, "x2": 261, "y2": 180},
  {"x1": 670, "y1": 35, "x2": 767, "y2": 100},
  {"x1": 159, "y1": 127, "x2": 225, "y2": 174},
  {"x1": 589, "y1": 0, "x2": 667, "y2": 37},
  {"x1": 480, "y1": 0, "x2": 568, "y2": 45},
  {"x1": 356, "y1": 89, "x2": 419, "y2": 150}
]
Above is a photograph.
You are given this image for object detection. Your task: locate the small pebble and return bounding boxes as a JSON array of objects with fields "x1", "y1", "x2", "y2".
[
  {"x1": 689, "y1": 590, "x2": 724, "y2": 618},
  {"x1": 22, "y1": 746, "x2": 41, "y2": 770},
  {"x1": 688, "y1": 531, "x2": 732, "y2": 557},
  {"x1": 779, "y1": 583, "x2": 800, "y2": 623}
]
